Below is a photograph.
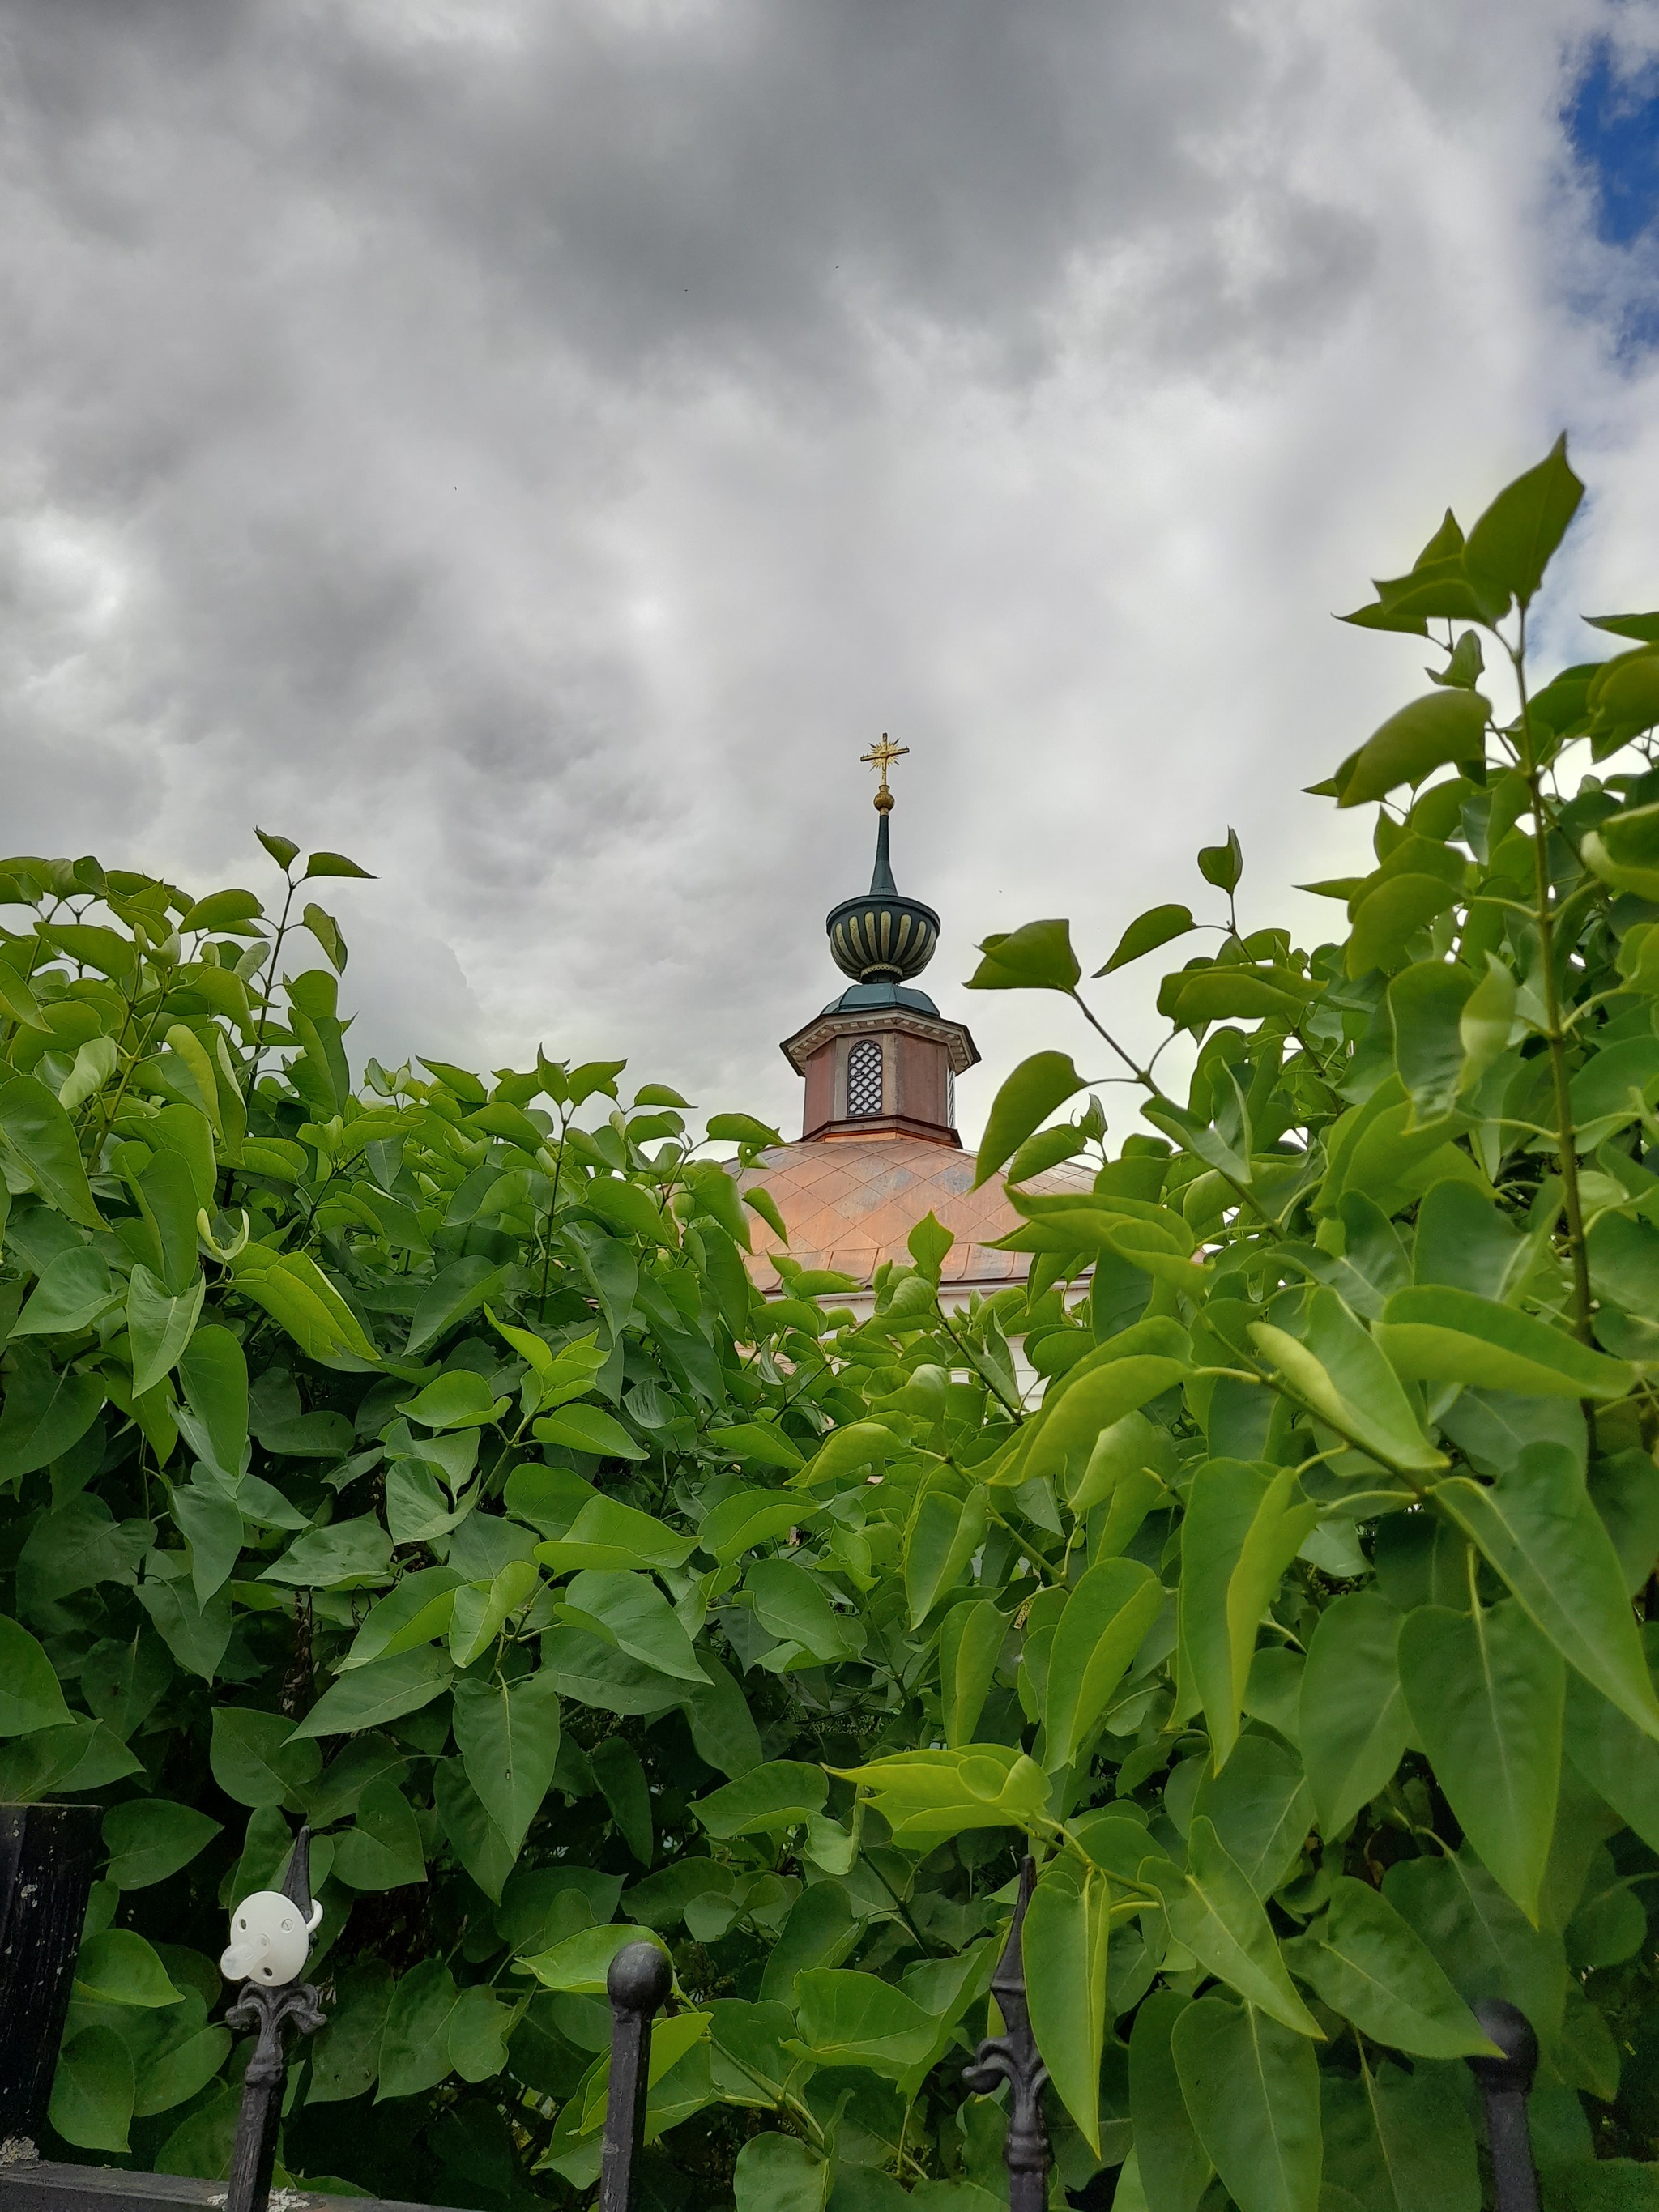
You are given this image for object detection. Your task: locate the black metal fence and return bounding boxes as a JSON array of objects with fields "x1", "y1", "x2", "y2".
[{"x1": 1, "y1": 1815, "x2": 1547, "y2": 2212}]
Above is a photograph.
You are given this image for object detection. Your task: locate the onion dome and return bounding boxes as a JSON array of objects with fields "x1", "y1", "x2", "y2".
[{"x1": 825, "y1": 744, "x2": 940, "y2": 984}]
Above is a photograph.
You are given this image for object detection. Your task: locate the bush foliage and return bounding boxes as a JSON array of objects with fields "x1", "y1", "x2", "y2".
[{"x1": 4, "y1": 441, "x2": 1659, "y2": 2212}]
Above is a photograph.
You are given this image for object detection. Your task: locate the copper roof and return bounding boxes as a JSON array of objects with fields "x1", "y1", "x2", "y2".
[{"x1": 737, "y1": 1131, "x2": 1085, "y2": 1293}]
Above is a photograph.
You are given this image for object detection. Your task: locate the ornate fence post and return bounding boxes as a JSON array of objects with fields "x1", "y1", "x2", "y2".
[
  {"x1": 963, "y1": 1856, "x2": 1049, "y2": 2212},
  {"x1": 598, "y1": 1942, "x2": 672, "y2": 2212},
  {"x1": 1467, "y1": 1999, "x2": 1542, "y2": 2212},
  {"x1": 220, "y1": 1827, "x2": 326, "y2": 2212},
  {"x1": 0, "y1": 1802, "x2": 101, "y2": 2154}
]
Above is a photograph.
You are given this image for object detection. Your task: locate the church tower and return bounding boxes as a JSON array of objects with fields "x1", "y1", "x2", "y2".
[
  {"x1": 740, "y1": 740, "x2": 1065, "y2": 1309},
  {"x1": 779, "y1": 736, "x2": 978, "y2": 1145}
]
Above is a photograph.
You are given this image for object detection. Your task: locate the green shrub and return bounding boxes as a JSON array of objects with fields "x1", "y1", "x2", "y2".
[{"x1": 5, "y1": 437, "x2": 1659, "y2": 2212}]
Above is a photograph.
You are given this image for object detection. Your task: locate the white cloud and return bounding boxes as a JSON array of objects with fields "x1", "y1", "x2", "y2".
[{"x1": 1, "y1": 0, "x2": 1657, "y2": 1140}]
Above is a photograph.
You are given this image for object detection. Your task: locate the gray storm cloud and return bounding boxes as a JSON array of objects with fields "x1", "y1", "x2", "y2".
[{"x1": 1, "y1": 0, "x2": 1657, "y2": 1136}]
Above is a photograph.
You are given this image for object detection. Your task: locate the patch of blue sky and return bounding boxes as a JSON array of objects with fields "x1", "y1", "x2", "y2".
[
  {"x1": 1562, "y1": 32, "x2": 1659, "y2": 352},
  {"x1": 1565, "y1": 34, "x2": 1659, "y2": 245}
]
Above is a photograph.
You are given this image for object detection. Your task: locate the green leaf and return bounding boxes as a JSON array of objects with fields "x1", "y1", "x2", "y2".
[
  {"x1": 433, "y1": 1757, "x2": 515, "y2": 1902},
  {"x1": 1178, "y1": 1463, "x2": 1319, "y2": 1769},
  {"x1": 1400, "y1": 1600, "x2": 1563, "y2": 1917},
  {"x1": 562, "y1": 1568, "x2": 709, "y2": 1683},
  {"x1": 10, "y1": 1247, "x2": 118, "y2": 1337},
  {"x1": 1382, "y1": 1848, "x2": 1567, "y2": 2039},
  {"x1": 0, "y1": 960, "x2": 48, "y2": 1029},
  {"x1": 1290, "y1": 1877, "x2": 1499, "y2": 2057},
  {"x1": 792, "y1": 1969, "x2": 937, "y2": 2077},
  {"x1": 0, "y1": 1350, "x2": 105, "y2": 1485},
  {"x1": 745, "y1": 1556, "x2": 863, "y2": 1663},
  {"x1": 404, "y1": 1256, "x2": 509, "y2": 1357},
  {"x1": 134, "y1": 1571, "x2": 232, "y2": 1681},
  {"x1": 232, "y1": 1245, "x2": 380, "y2": 1368},
  {"x1": 707, "y1": 1111, "x2": 784, "y2": 1149},
  {"x1": 1097, "y1": 904, "x2": 1198, "y2": 977},
  {"x1": 450, "y1": 1558, "x2": 539, "y2": 1668},
  {"x1": 706, "y1": 1421, "x2": 804, "y2": 1473},
  {"x1": 177, "y1": 1325, "x2": 249, "y2": 1478},
  {"x1": 697, "y1": 1488, "x2": 808, "y2": 1564},
  {"x1": 308, "y1": 1958, "x2": 393, "y2": 2103},
  {"x1": 288, "y1": 1646, "x2": 454, "y2": 1739},
  {"x1": 453, "y1": 1669, "x2": 561, "y2": 1855},
  {"x1": 341, "y1": 1566, "x2": 466, "y2": 1670},
  {"x1": 1043, "y1": 1558, "x2": 1163, "y2": 1769},
  {"x1": 1171, "y1": 1998, "x2": 1321, "y2": 2212},
  {"x1": 1324, "y1": 2056, "x2": 1479, "y2": 2212},
  {"x1": 209, "y1": 1707, "x2": 320, "y2": 1809},
  {"x1": 133, "y1": 2020, "x2": 232, "y2": 2121},
  {"x1": 966, "y1": 918, "x2": 1081, "y2": 995},
  {"x1": 1250, "y1": 1288, "x2": 1444, "y2": 1473},
  {"x1": 1434, "y1": 1443, "x2": 1659, "y2": 1739},
  {"x1": 332, "y1": 1775, "x2": 426, "y2": 1890},
  {"x1": 127, "y1": 1263, "x2": 205, "y2": 1398},
  {"x1": 377, "y1": 1957, "x2": 461, "y2": 2100},
  {"x1": 301, "y1": 900, "x2": 348, "y2": 973},
  {"x1": 520, "y1": 1922, "x2": 665, "y2": 1994},
  {"x1": 167, "y1": 1482, "x2": 245, "y2": 1602},
  {"x1": 1197, "y1": 830, "x2": 1244, "y2": 893},
  {"x1": 1347, "y1": 875, "x2": 1461, "y2": 977},
  {"x1": 1388, "y1": 960, "x2": 1478, "y2": 1123},
  {"x1": 1149, "y1": 1817, "x2": 1321, "y2": 2036},
  {"x1": 1006, "y1": 1124, "x2": 1090, "y2": 1183},
  {"x1": 49, "y1": 2025, "x2": 135, "y2": 2152},
  {"x1": 1298, "y1": 1591, "x2": 1410, "y2": 1833},
  {"x1": 1337, "y1": 690, "x2": 1490, "y2": 808},
  {"x1": 1024, "y1": 1857, "x2": 1111, "y2": 2151},
  {"x1": 535, "y1": 1497, "x2": 693, "y2": 1573},
  {"x1": 534, "y1": 1401, "x2": 647, "y2": 1460},
  {"x1": 939, "y1": 1600, "x2": 1006, "y2": 1749},
  {"x1": 1376, "y1": 1286, "x2": 1631, "y2": 1400},
  {"x1": 579, "y1": 1175, "x2": 670, "y2": 1246},
  {"x1": 0, "y1": 1613, "x2": 75, "y2": 1735},
  {"x1": 733, "y1": 2135, "x2": 830, "y2": 2212},
  {"x1": 695, "y1": 1762, "x2": 828, "y2": 1839},
  {"x1": 1458, "y1": 957, "x2": 1517, "y2": 1094},
  {"x1": 402, "y1": 1370, "x2": 504, "y2": 1430},
  {"x1": 1162, "y1": 967, "x2": 1311, "y2": 1029},
  {"x1": 1463, "y1": 435, "x2": 1583, "y2": 609},
  {"x1": 103, "y1": 1800, "x2": 220, "y2": 1890},
  {"x1": 75, "y1": 1928, "x2": 183, "y2": 2008},
  {"x1": 262, "y1": 1514, "x2": 391, "y2": 1591},
  {"x1": 0, "y1": 1072, "x2": 104, "y2": 1225},
  {"x1": 303, "y1": 849, "x2": 376, "y2": 880},
  {"x1": 904, "y1": 1481, "x2": 989, "y2": 1629},
  {"x1": 972, "y1": 1051, "x2": 1088, "y2": 1189},
  {"x1": 1129, "y1": 1991, "x2": 1213, "y2": 2212},
  {"x1": 179, "y1": 887, "x2": 264, "y2": 931},
  {"x1": 1189, "y1": 1733, "x2": 1313, "y2": 1901},
  {"x1": 1563, "y1": 1663, "x2": 1659, "y2": 1855}
]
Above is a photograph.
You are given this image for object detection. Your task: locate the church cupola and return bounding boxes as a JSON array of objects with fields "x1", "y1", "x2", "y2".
[{"x1": 779, "y1": 738, "x2": 978, "y2": 1146}]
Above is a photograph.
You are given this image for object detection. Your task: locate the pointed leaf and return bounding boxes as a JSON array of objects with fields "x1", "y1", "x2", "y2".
[
  {"x1": 1399, "y1": 1600, "x2": 1563, "y2": 1917},
  {"x1": 1171, "y1": 1998, "x2": 1321, "y2": 2212},
  {"x1": 1435, "y1": 1443, "x2": 1659, "y2": 1740}
]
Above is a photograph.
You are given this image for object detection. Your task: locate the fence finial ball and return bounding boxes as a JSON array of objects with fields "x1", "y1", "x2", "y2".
[
  {"x1": 220, "y1": 1889, "x2": 325, "y2": 1988},
  {"x1": 608, "y1": 1940, "x2": 672, "y2": 2013}
]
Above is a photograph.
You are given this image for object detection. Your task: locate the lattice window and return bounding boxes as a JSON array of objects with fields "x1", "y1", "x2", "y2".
[
  {"x1": 946, "y1": 1069, "x2": 956, "y2": 1127},
  {"x1": 847, "y1": 1038, "x2": 884, "y2": 1118}
]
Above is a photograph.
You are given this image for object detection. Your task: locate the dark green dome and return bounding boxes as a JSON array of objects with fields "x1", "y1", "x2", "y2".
[{"x1": 825, "y1": 813, "x2": 939, "y2": 983}]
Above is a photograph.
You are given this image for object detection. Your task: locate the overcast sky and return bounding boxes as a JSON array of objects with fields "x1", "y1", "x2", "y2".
[{"x1": 3, "y1": 0, "x2": 1659, "y2": 1142}]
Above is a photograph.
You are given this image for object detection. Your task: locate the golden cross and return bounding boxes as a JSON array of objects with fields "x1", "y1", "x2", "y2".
[{"x1": 859, "y1": 733, "x2": 909, "y2": 811}]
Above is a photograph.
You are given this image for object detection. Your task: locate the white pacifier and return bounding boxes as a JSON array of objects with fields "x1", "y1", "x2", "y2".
[{"x1": 220, "y1": 1887, "x2": 324, "y2": 1987}]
